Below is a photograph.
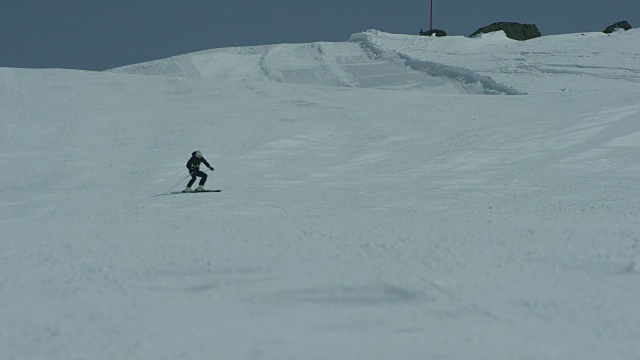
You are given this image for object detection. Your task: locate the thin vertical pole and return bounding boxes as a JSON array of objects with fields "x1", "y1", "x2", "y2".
[{"x1": 430, "y1": 0, "x2": 433, "y2": 30}]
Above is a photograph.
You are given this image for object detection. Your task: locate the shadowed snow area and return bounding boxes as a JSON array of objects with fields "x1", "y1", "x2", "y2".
[{"x1": 2, "y1": 29, "x2": 640, "y2": 360}]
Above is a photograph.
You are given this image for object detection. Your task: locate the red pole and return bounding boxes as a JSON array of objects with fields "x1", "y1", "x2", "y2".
[{"x1": 430, "y1": 0, "x2": 433, "y2": 30}]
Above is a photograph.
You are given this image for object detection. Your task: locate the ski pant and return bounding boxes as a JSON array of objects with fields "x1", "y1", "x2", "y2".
[{"x1": 187, "y1": 170, "x2": 207, "y2": 187}]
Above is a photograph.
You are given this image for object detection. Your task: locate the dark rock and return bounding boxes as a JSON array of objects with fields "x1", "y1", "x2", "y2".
[
  {"x1": 603, "y1": 21, "x2": 633, "y2": 34},
  {"x1": 470, "y1": 22, "x2": 541, "y2": 41},
  {"x1": 419, "y1": 29, "x2": 447, "y2": 37}
]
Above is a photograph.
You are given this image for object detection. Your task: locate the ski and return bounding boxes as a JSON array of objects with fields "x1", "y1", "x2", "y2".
[
  {"x1": 157, "y1": 190, "x2": 221, "y2": 196},
  {"x1": 179, "y1": 189, "x2": 221, "y2": 194}
]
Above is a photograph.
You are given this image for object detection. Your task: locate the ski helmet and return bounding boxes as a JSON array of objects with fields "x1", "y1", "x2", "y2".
[{"x1": 194, "y1": 150, "x2": 202, "y2": 158}]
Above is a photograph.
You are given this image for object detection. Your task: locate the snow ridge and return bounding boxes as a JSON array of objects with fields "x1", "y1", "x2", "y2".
[
  {"x1": 397, "y1": 54, "x2": 525, "y2": 95},
  {"x1": 349, "y1": 31, "x2": 524, "y2": 95}
]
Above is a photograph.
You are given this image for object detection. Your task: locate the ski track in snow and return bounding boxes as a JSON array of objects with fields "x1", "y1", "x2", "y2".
[{"x1": 1, "y1": 29, "x2": 640, "y2": 360}]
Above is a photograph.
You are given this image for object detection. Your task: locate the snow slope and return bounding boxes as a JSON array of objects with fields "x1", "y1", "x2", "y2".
[{"x1": 1, "y1": 29, "x2": 640, "y2": 360}]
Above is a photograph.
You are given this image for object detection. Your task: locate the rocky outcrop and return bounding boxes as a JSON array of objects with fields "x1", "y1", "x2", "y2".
[
  {"x1": 470, "y1": 22, "x2": 541, "y2": 41},
  {"x1": 419, "y1": 29, "x2": 447, "y2": 37},
  {"x1": 603, "y1": 21, "x2": 633, "y2": 34}
]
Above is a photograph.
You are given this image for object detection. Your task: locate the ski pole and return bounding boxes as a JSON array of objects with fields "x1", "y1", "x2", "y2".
[{"x1": 165, "y1": 174, "x2": 191, "y2": 194}]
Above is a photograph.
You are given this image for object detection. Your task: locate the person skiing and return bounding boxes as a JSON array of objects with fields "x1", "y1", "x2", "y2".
[{"x1": 183, "y1": 150, "x2": 214, "y2": 192}]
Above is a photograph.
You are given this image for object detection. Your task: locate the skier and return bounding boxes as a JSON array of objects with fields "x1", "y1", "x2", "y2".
[{"x1": 183, "y1": 150, "x2": 214, "y2": 192}]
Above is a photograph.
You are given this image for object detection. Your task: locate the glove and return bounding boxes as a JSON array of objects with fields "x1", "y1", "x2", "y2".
[{"x1": 209, "y1": 167, "x2": 214, "y2": 171}]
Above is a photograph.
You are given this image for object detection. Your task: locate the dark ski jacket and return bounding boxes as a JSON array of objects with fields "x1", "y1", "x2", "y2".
[{"x1": 187, "y1": 153, "x2": 212, "y2": 173}]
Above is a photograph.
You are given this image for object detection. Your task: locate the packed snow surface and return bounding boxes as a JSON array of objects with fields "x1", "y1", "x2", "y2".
[{"x1": 2, "y1": 29, "x2": 640, "y2": 359}]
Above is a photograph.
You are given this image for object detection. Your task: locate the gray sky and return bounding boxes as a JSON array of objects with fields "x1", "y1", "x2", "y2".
[{"x1": 1, "y1": 0, "x2": 638, "y2": 70}]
